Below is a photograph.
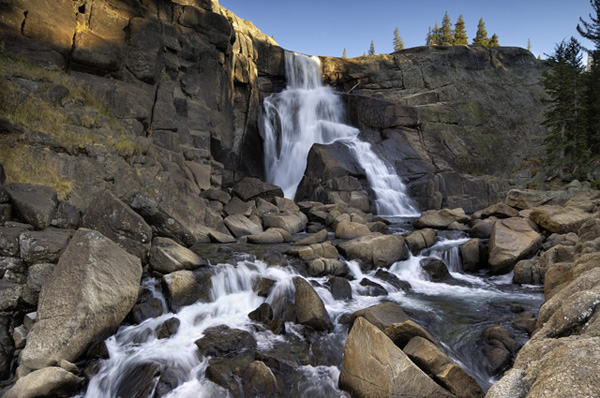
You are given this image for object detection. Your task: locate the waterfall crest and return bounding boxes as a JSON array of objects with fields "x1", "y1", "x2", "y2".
[{"x1": 263, "y1": 51, "x2": 418, "y2": 216}]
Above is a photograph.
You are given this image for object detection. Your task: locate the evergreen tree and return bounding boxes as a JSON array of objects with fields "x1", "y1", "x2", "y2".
[
  {"x1": 488, "y1": 33, "x2": 500, "y2": 47},
  {"x1": 527, "y1": 38, "x2": 532, "y2": 52},
  {"x1": 369, "y1": 40, "x2": 375, "y2": 55},
  {"x1": 453, "y1": 15, "x2": 468, "y2": 45},
  {"x1": 342, "y1": 48, "x2": 347, "y2": 58},
  {"x1": 440, "y1": 12, "x2": 453, "y2": 45},
  {"x1": 577, "y1": 0, "x2": 600, "y2": 152},
  {"x1": 426, "y1": 27, "x2": 434, "y2": 46},
  {"x1": 432, "y1": 22, "x2": 442, "y2": 45},
  {"x1": 473, "y1": 18, "x2": 489, "y2": 45},
  {"x1": 541, "y1": 38, "x2": 588, "y2": 179},
  {"x1": 393, "y1": 27, "x2": 405, "y2": 51}
]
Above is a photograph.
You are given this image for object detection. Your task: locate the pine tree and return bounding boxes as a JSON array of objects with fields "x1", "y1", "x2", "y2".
[
  {"x1": 473, "y1": 18, "x2": 489, "y2": 45},
  {"x1": 432, "y1": 22, "x2": 441, "y2": 45},
  {"x1": 426, "y1": 27, "x2": 434, "y2": 46},
  {"x1": 393, "y1": 27, "x2": 405, "y2": 51},
  {"x1": 577, "y1": 0, "x2": 600, "y2": 152},
  {"x1": 542, "y1": 38, "x2": 588, "y2": 179},
  {"x1": 453, "y1": 15, "x2": 468, "y2": 45},
  {"x1": 488, "y1": 33, "x2": 499, "y2": 47},
  {"x1": 527, "y1": 38, "x2": 532, "y2": 52},
  {"x1": 342, "y1": 48, "x2": 347, "y2": 58},
  {"x1": 369, "y1": 40, "x2": 375, "y2": 55},
  {"x1": 440, "y1": 12, "x2": 453, "y2": 45}
]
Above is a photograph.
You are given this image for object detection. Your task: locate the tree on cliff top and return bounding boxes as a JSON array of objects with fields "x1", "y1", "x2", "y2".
[
  {"x1": 369, "y1": 40, "x2": 375, "y2": 55},
  {"x1": 453, "y1": 15, "x2": 468, "y2": 45},
  {"x1": 473, "y1": 18, "x2": 489, "y2": 45},
  {"x1": 393, "y1": 27, "x2": 405, "y2": 51},
  {"x1": 542, "y1": 37, "x2": 589, "y2": 179},
  {"x1": 440, "y1": 12, "x2": 453, "y2": 45},
  {"x1": 342, "y1": 48, "x2": 347, "y2": 58},
  {"x1": 488, "y1": 33, "x2": 500, "y2": 47}
]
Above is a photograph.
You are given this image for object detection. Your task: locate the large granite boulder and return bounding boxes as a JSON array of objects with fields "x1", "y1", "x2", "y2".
[
  {"x1": 149, "y1": 237, "x2": 207, "y2": 274},
  {"x1": 339, "y1": 317, "x2": 454, "y2": 398},
  {"x1": 3, "y1": 366, "x2": 83, "y2": 398},
  {"x1": 20, "y1": 229, "x2": 142, "y2": 369},
  {"x1": 262, "y1": 212, "x2": 307, "y2": 234},
  {"x1": 18, "y1": 228, "x2": 73, "y2": 265},
  {"x1": 337, "y1": 233, "x2": 408, "y2": 269},
  {"x1": 349, "y1": 302, "x2": 410, "y2": 331},
  {"x1": 505, "y1": 189, "x2": 570, "y2": 210},
  {"x1": 413, "y1": 208, "x2": 470, "y2": 229},
  {"x1": 529, "y1": 205, "x2": 592, "y2": 234},
  {"x1": 161, "y1": 269, "x2": 213, "y2": 311},
  {"x1": 293, "y1": 277, "x2": 332, "y2": 331},
  {"x1": 488, "y1": 217, "x2": 542, "y2": 274},
  {"x1": 232, "y1": 177, "x2": 283, "y2": 202},
  {"x1": 82, "y1": 191, "x2": 152, "y2": 260},
  {"x1": 5, "y1": 183, "x2": 58, "y2": 229}
]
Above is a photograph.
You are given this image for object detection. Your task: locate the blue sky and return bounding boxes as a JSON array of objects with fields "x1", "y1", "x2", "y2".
[{"x1": 220, "y1": 0, "x2": 595, "y2": 60}]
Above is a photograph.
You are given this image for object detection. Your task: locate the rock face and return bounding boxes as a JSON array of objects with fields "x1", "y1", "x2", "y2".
[
  {"x1": 339, "y1": 317, "x2": 454, "y2": 398},
  {"x1": 296, "y1": 46, "x2": 546, "y2": 212},
  {"x1": 488, "y1": 217, "x2": 542, "y2": 274},
  {"x1": 20, "y1": 229, "x2": 142, "y2": 369}
]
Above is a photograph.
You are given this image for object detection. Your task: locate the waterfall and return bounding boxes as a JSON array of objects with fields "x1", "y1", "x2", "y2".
[{"x1": 263, "y1": 51, "x2": 418, "y2": 217}]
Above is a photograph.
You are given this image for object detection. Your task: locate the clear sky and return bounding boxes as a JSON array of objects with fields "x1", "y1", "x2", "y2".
[{"x1": 219, "y1": 0, "x2": 595, "y2": 60}]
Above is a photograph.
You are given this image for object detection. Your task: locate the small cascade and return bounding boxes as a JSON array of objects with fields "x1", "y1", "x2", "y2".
[{"x1": 263, "y1": 51, "x2": 418, "y2": 216}]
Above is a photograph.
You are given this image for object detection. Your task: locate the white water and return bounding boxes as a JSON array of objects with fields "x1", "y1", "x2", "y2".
[{"x1": 263, "y1": 51, "x2": 418, "y2": 216}]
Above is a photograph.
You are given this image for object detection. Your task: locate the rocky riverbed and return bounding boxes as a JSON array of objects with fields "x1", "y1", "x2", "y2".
[{"x1": 0, "y1": 178, "x2": 598, "y2": 397}]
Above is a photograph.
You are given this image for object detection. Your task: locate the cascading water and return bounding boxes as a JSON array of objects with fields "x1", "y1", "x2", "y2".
[{"x1": 263, "y1": 51, "x2": 418, "y2": 217}]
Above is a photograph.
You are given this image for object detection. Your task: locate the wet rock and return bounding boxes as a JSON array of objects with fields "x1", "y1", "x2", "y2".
[
  {"x1": 157, "y1": 317, "x2": 180, "y2": 339},
  {"x1": 404, "y1": 336, "x2": 484, "y2": 398},
  {"x1": 337, "y1": 233, "x2": 408, "y2": 270},
  {"x1": 224, "y1": 214, "x2": 263, "y2": 238},
  {"x1": 81, "y1": 191, "x2": 152, "y2": 260},
  {"x1": 295, "y1": 229, "x2": 328, "y2": 245},
  {"x1": 326, "y1": 276, "x2": 352, "y2": 300},
  {"x1": 359, "y1": 278, "x2": 388, "y2": 296},
  {"x1": 195, "y1": 325, "x2": 257, "y2": 359},
  {"x1": 232, "y1": 177, "x2": 283, "y2": 202},
  {"x1": 248, "y1": 303, "x2": 273, "y2": 323},
  {"x1": 488, "y1": 217, "x2": 542, "y2": 274},
  {"x1": 512, "y1": 311, "x2": 537, "y2": 335},
  {"x1": 242, "y1": 360, "x2": 280, "y2": 397},
  {"x1": 149, "y1": 237, "x2": 207, "y2": 274},
  {"x1": 350, "y1": 302, "x2": 409, "y2": 331},
  {"x1": 529, "y1": 205, "x2": 591, "y2": 234},
  {"x1": 263, "y1": 212, "x2": 307, "y2": 234},
  {"x1": 374, "y1": 269, "x2": 411, "y2": 291},
  {"x1": 335, "y1": 221, "x2": 370, "y2": 239},
  {"x1": 505, "y1": 189, "x2": 570, "y2": 209},
  {"x1": 115, "y1": 362, "x2": 161, "y2": 398},
  {"x1": 413, "y1": 208, "x2": 470, "y2": 229},
  {"x1": 513, "y1": 259, "x2": 543, "y2": 285},
  {"x1": 339, "y1": 317, "x2": 454, "y2": 398},
  {"x1": 253, "y1": 277, "x2": 275, "y2": 297},
  {"x1": 5, "y1": 183, "x2": 58, "y2": 229},
  {"x1": 3, "y1": 366, "x2": 83, "y2": 398},
  {"x1": 130, "y1": 297, "x2": 163, "y2": 324},
  {"x1": 21, "y1": 229, "x2": 142, "y2": 370},
  {"x1": 18, "y1": 228, "x2": 73, "y2": 265},
  {"x1": 293, "y1": 277, "x2": 332, "y2": 331},
  {"x1": 307, "y1": 258, "x2": 348, "y2": 277},
  {"x1": 420, "y1": 258, "x2": 451, "y2": 281},
  {"x1": 247, "y1": 228, "x2": 292, "y2": 244},
  {"x1": 404, "y1": 228, "x2": 436, "y2": 254},
  {"x1": 383, "y1": 320, "x2": 437, "y2": 349},
  {"x1": 481, "y1": 326, "x2": 519, "y2": 374},
  {"x1": 459, "y1": 238, "x2": 484, "y2": 272},
  {"x1": 161, "y1": 269, "x2": 212, "y2": 311}
]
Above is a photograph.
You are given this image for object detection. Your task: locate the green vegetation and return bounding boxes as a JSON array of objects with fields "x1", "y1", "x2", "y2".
[
  {"x1": 541, "y1": 0, "x2": 600, "y2": 181},
  {"x1": 393, "y1": 27, "x2": 405, "y2": 51},
  {"x1": 368, "y1": 40, "x2": 375, "y2": 55},
  {"x1": 425, "y1": 14, "x2": 498, "y2": 47},
  {"x1": 473, "y1": 18, "x2": 489, "y2": 45},
  {"x1": 453, "y1": 15, "x2": 468, "y2": 45},
  {"x1": 342, "y1": 48, "x2": 347, "y2": 58}
]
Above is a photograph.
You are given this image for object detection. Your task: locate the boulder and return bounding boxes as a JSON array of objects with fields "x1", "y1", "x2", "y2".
[
  {"x1": 488, "y1": 217, "x2": 542, "y2": 274},
  {"x1": 50, "y1": 201, "x2": 80, "y2": 229},
  {"x1": 3, "y1": 367, "x2": 83, "y2": 398},
  {"x1": 232, "y1": 177, "x2": 283, "y2": 202},
  {"x1": 295, "y1": 229, "x2": 328, "y2": 245},
  {"x1": 161, "y1": 269, "x2": 212, "y2": 311},
  {"x1": 350, "y1": 302, "x2": 409, "y2": 331},
  {"x1": 0, "y1": 281, "x2": 23, "y2": 311},
  {"x1": 224, "y1": 214, "x2": 263, "y2": 238},
  {"x1": 242, "y1": 360, "x2": 279, "y2": 397},
  {"x1": 404, "y1": 336, "x2": 484, "y2": 398},
  {"x1": 115, "y1": 361, "x2": 162, "y2": 398},
  {"x1": 200, "y1": 189, "x2": 231, "y2": 205},
  {"x1": 223, "y1": 197, "x2": 255, "y2": 217},
  {"x1": 459, "y1": 238, "x2": 484, "y2": 272},
  {"x1": 374, "y1": 269, "x2": 411, "y2": 291},
  {"x1": 335, "y1": 221, "x2": 370, "y2": 239},
  {"x1": 529, "y1": 205, "x2": 591, "y2": 234},
  {"x1": 208, "y1": 230, "x2": 236, "y2": 243},
  {"x1": 413, "y1": 208, "x2": 470, "y2": 229},
  {"x1": 481, "y1": 326, "x2": 520, "y2": 374},
  {"x1": 479, "y1": 202, "x2": 519, "y2": 219},
  {"x1": 149, "y1": 237, "x2": 207, "y2": 274},
  {"x1": 18, "y1": 228, "x2": 73, "y2": 265},
  {"x1": 293, "y1": 277, "x2": 332, "y2": 331},
  {"x1": 383, "y1": 320, "x2": 437, "y2": 349},
  {"x1": 287, "y1": 242, "x2": 338, "y2": 262},
  {"x1": 505, "y1": 189, "x2": 570, "y2": 209},
  {"x1": 339, "y1": 317, "x2": 454, "y2": 398},
  {"x1": 247, "y1": 228, "x2": 292, "y2": 244},
  {"x1": 21, "y1": 229, "x2": 142, "y2": 370},
  {"x1": 262, "y1": 212, "x2": 307, "y2": 234},
  {"x1": 81, "y1": 191, "x2": 152, "y2": 260},
  {"x1": 5, "y1": 183, "x2": 58, "y2": 229},
  {"x1": 513, "y1": 259, "x2": 543, "y2": 285},
  {"x1": 470, "y1": 216, "x2": 498, "y2": 239},
  {"x1": 195, "y1": 325, "x2": 257, "y2": 359},
  {"x1": 404, "y1": 228, "x2": 436, "y2": 254},
  {"x1": 22, "y1": 262, "x2": 55, "y2": 305},
  {"x1": 326, "y1": 276, "x2": 352, "y2": 300},
  {"x1": 337, "y1": 233, "x2": 408, "y2": 269},
  {"x1": 420, "y1": 258, "x2": 451, "y2": 281},
  {"x1": 307, "y1": 258, "x2": 348, "y2": 277},
  {"x1": 0, "y1": 226, "x2": 27, "y2": 257},
  {"x1": 359, "y1": 278, "x2": 388, "y2": 296}
]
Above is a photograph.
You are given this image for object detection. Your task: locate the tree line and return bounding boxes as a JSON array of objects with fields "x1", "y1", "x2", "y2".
[{"x1": 541, "y1": 0, "x2": 600, "y2": 181}]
